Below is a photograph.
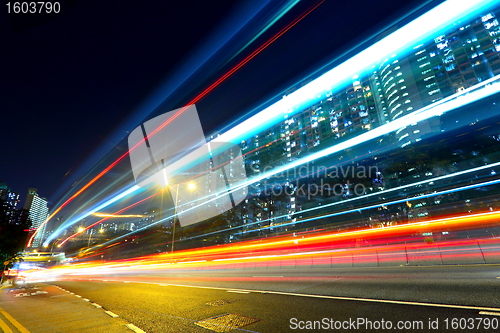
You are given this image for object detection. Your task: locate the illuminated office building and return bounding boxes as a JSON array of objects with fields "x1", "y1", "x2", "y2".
[{"x1": 24, "y1": 188, "x2": 49, "y2": 248}]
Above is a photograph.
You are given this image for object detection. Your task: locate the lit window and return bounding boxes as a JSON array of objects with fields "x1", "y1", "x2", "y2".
[
  {"x1": 383, "y1": 76, "x2": 394, "y2": 87},
  {"x1": 401, "y1": 141, "x2": 411, "y2": 148}
]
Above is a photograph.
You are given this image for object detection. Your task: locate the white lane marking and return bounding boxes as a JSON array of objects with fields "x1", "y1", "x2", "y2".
[
  {"x1": 75, "y1": 295, "x2": 82, "y2": 298},
  {"x1": 50, "y1": 295, "x2": 69, "y2": 298},
  {"x1": 91, "y1": 303, "x2": 102, "y2": 308},
  {"x1": 162, "y1": 283, "x2": 500, "y2": 312},
  {"x1": 83, "y1": 298, "x2": 90, "y2": 302},
  {"x1": 126, "y1": 323, "x2": 146, "y2": 333},
  {"x1": 227, "y1": 290, "x2": 250, "y2": 294},
  {"x1": 104, "y1": 310, "x2": 119, "y2": 318},
  {"x1": 252, "y1": 276, "x2": 284, "y2": 278},
  {"x1": 479, "y1": 311, "x2": 500, "y2": 316}
]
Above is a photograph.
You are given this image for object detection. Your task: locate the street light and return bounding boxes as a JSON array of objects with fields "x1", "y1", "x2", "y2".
[
  {"x1": 172, "y1": 184, "x2": 179, "y2": 254},
  {"x1": 171, "y1": 181, "x2": 196, "y2": 255}
]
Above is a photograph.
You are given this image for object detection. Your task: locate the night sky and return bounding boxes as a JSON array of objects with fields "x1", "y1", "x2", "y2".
[{"x1": 1, "y1": 0, "x2": 437, "y2": 207}]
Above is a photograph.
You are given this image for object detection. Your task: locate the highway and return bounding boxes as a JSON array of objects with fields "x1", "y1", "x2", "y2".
[{"x1": 1, "y1": 265, "x2": 500, "y2": 332}]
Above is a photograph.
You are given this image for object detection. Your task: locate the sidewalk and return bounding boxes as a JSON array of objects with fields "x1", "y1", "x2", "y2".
[{"x1": 0, "y1": 282, "x2": 136, "y2": 333}]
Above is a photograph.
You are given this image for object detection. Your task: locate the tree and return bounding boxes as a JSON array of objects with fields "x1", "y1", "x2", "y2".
[{"x1": 0, "y1": 198, "x2": 32, "y2": 268}]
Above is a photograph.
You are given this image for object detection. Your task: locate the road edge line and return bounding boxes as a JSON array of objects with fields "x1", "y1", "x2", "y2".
[{"x1": 0, "y1": 308, "x2": 30, "y2": 333}]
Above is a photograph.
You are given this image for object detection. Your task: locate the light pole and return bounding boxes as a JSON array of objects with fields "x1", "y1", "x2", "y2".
[
  {"x1": 87, "y1": 229, "x2": 93, "y2": 248},
  {"x1": 172, "y1": 184, "x2": 179, "y2": 254},
  {"x1": 171, "y1": 182, "x2": 195, "y2": 255}
]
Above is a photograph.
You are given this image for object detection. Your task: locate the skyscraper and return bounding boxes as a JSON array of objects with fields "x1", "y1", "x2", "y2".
[
  {"x1": 0, "y1": 181, "x2": 20, "y2": 223},
  {"x1": 24, "y1": 188, "x2": 49, "y2": 248}
]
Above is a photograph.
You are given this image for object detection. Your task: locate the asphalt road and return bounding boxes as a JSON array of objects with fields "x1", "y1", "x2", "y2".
[
  {"x1": 2, "y1": 265, "x2": 500, "y2": 332},
  {"x1": 60, "y1": 264, "x2": 500, "y2": 308}
]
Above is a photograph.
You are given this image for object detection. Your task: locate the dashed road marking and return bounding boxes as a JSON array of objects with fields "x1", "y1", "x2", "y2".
[
  {"x1": 162, "y1": 283, "x2": 500, "y2": 312},
  {"x1": 479, "y1": 311, "x2": 500, "y2": 316},
  {"x1": 126, "y1": 323, "x2": 146, "y2": 333},
  {"x1": 83, "y1": 298, "x2": 90, "y2": 302},
  {"x1": 91, "y1": 303, "x2": 102, "y2": 308},
  {"x1": 104, "y1": 310, "x2": 119, "y2": 318},
  {"x1": 227, "y1": 290, "x2": 250, "y2": 294}
]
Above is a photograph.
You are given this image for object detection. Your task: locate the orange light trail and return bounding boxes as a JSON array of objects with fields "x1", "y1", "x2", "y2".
[
  {"x1": 79, "y1": 210, "x2": 500, "y2": 264},
  {"x1": 28, "y1": 1, "x2": 324, "y2": 247},
  {"x1": 31, "y1": 210, "x2": 500, "y2": 280}
]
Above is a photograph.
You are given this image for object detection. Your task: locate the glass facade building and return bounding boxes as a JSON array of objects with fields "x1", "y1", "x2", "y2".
[{"x1": 24, "y1": 188, "x2": 49, "y2": 248}]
